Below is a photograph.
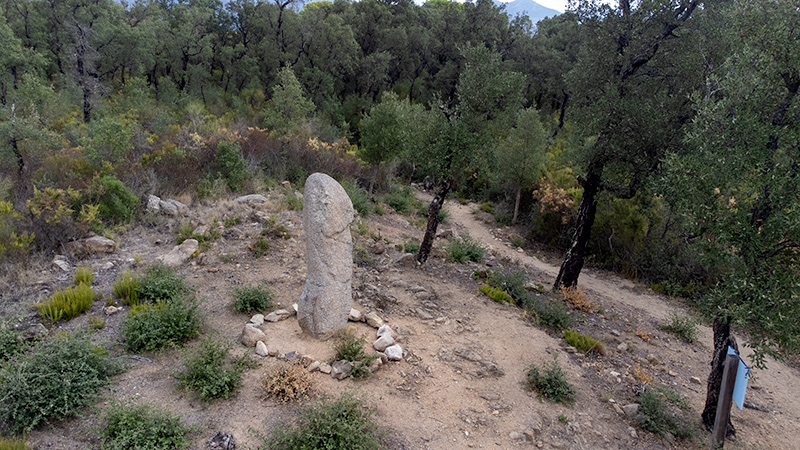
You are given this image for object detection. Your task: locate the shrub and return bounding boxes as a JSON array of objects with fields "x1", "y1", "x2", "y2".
[
  {"x1": 214, "y1": 141, "x2": 249, "y2": 193},
  {"x1": 27, "y1": 187, "x2": 98, "y2": 252},
  {"x1": 479, "y1": 202, "x2": 493, "y2": 214},
  {"x1": 510, "y1": 236, "x2": 525, "y2": 248},
  {"x1": 526, "y1": 359, "x2": 576, "y2": 405},
  {"x1": 263, "y1": 361, "x2": 316, "y2": 404},
  {"x1": 36, "y1": 283, "x2": 95, "y2": 322},
  {"x1": 102, "y1": 403, "x2": 192, "y2": 450},
  {"x1": 261, "y1": 218, "x2": 291, "y2": 240},
  {"x1": 174, "y1": 222, "x2": 194, "y2": 245},
  {"x1": 486, "y1": 268, "x2": 529, "y2": 306},
  {"x1": 525, "y1": 297, "x2": 574, "y2": 331},
  {"x1": 136, "y1": 263, "x2": 187, "y2": 304},
  {"x1": 0, "y1": 332, "x2": 116, "y2": 433},
  {"x1": 223, "y1": 216, "x2": 242, "y2": 227},
  {"x1": 0, "y1": 201, "x2": 34, "y2": 262},
  {"x1": 122, "y1": 296, "x2": 202, "y2": 352},
  {"x1": 0, "y1": 322, "x2": 21, "y2": 362},
  {"x1": 88, "y1": 315, "x2": 106, "y2": 330},
  {"x1": 437, "y1": 207, "x2": 449, "y2": 223},
  {"x1": 113, "y1": 270, "x2": 141, "y2": 306},
  {"x1": 446, "y1": 235, "x2": 485, "y2": 263},
  {"x1": 73, "y1": 264, "x2": 94, "y2": 286},
  {"x1": 341, "y1": 179, "x2": 373, "y2": 216},
  {"x1": 403, "y1": 240, "x2": 420, "y2": 255},
  {"x1": 560, "y1": 286, "x2": 597, "y2": 313},
  {"x1": 480, "y1": 284, "x2": 514, "y2": 304},
  {"x1": 250, "y1": 237, "x2": 270, "y2": 257},
  {"x1": 637, "y1": 387, "x2": 696, "y2": 440},
  {"x1": 232, "y1": 284, "x2": 275, "y2": 314},
  {"x1": 177, "y1": 339, "x2": 254, "y2": 402},
  {"x1": 333, "y1": 332, "x2": 379, "y2": 379},
  {"x1": 563, "y1": 329, "x2": 605, "y2": 355},
  {"x1": 385, "y1": 186, "x2": 421, "y2": 215},
  {"x1": 265, "y1": 393, "x2": 385, "y2": 450},
  {"x1": 83, "y1": 175, "x2": 139, "y2": 225},
  {"x1": 659, "y1": 313, "x2": 698, "y2": 344},
  {"x1": 0, "y1": 437, "x2": 29, "y2": 450}
]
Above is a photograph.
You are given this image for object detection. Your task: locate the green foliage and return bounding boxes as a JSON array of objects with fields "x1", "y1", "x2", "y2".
[
  {"x1": 525, "y1": 297, "x2": 574, "y2": 331},
  {"x1": 83, "y1": 116, "x2": 135, "y2": 165},
  {"x1": 261, "y1": 217, "x2": 291, "y2": 240},
  {"x1": 286, "y1": 191, "x2": 303, "y2": 211},
  {"x1": 122, "y1": 296, "x2": 202, "y2": 353},
  {"x1": 0, "y1": 332, "x2": 115, "y2": 433},
  {"x1": 333, "y1": 332, "x2": 379, "y2": 379},
  {"x1": 223, "y1": 216, "x2": 242, "y2": 227},
  {"x1": 479, "y1": 284, "x2": 514, "y2": 304},
  {"x1": 0, "y1": 201, "x2": 34, "y2": 262},
  {"x1": 232, "y1": 284, "x2": 275, "y2": 314},
  {"x1": 83, "y1": 175, "x2": 139, "y2": 225},
  {"x1": 659, "y1": 313, "x2": 698, "y2": 344},
  {"x1": 0, "y1": 437, "x2": 29, "y2": 450},
  {"x1": 102, "y1": 403, "x2": 192, "y2": 450},
  {"x1": 250, "y1": 237, "x2": 270, "y2": 257},
  {"x1": 213, "y1": 141, "x2": 249, "y2": 193},
  {"x1": 73, "y1": 264, "x2": 94, "y2": 286},
  {"x1": 526, "y1": 358, "x2": 576, "y2": 405},
  {"x1": 341, "y1": 179, "x2": 373, "y2": 216},
  {"x1": 403, "y1": 240, "x2": 420, "y2": 255},
  {"x1": 26, "y1": 187, "x2": 98, "y2": 252},
  {"x1": 265, "y1": 393, "x2": 385, "y2": 450},
  {"x1": 479, "y1": 202, "x2": 493, "y2": 214},
  {"x1": 446, "y1": 235, "x2": 485, "y2": 263},
  {"x1": 88, "y1": 315, "x2": 106, "y2": 330},
  {"x1": 637, "y1": 387, "x2": 696, "y2": 439},
  {"x1": 384, "y1": 186, "x2": 421, "y2": 215},
  {"x1": 174, "y1": 222, "x2": 194, "y2": 245},
  {"x1": 0, "y1": 321, "x2": 21, "y2": 362},
  {"x1": 136, "y1": 263, "x2": 187, "y2": 304},
  {"x1": 263, "y1": 67, "x2": 315, "y2": 135},
  {"x1": 485, "y1": 268, "x2": 529, "y2": 306},
  {"x1": 177, "y1": 339, "x2": 254, "y2": 402},
  {"x1": 563, "y1": 329, "x2": 604, "y2": 355},
  {"x1": 36, "y1": 283, "x2": 95, "y2": 322},
  {"x1": 113, "y1": 271, "x2": 141, "y2": 306}
]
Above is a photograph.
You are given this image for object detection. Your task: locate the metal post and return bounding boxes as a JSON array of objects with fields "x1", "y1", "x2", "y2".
[{"x1": 711, "y1": 354, "x2": 739, "y2": 449}]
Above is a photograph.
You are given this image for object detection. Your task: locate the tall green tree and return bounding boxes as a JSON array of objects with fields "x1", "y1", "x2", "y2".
[{"x1": 263, "y1": 66, "x2": 314, "y2": 135}]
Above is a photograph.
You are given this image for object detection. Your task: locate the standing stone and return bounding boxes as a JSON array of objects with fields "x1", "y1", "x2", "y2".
[{"x1": 297, "y1": 173, "x2": 355, "y2": 338}]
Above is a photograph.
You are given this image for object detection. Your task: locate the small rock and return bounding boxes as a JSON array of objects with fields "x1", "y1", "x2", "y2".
[
  {"x1": 628, "y1": 426, "x2": 638, "y2": 438},
  {"x1": 265, "y1": 309, "x2": 292, "y2": 322},
  {"x1": 103, "y1": 306, "x2": 121, "y2": 315},
  {"x1": 622, "y1": 403, "x2": 640, "y2": 417},
  {"x1": 250, "y1": 314, "x2": 264, "y2": 327},
  {"x1": 609, "y1": 371, "x2": 621, "y2": 378},
  {"x1": 364, "y1": 312, "x2": 384, "y2": 328},
  {"x1": 307, "y1": 361, "x2": 321, "y2": 372},
  {"x1": 156, "y1": 239, "x2": 198, "y2": 267},
  {"x1": 392, "y1": 253, "x2": 417, "y2": 268},
  {"x1": 369, "y1": 357, "x2": 383, "y2": 372},
  {"x1": 617, "y1": 343, "x2": 628, "y2": 352},
  {"x1": 255, "y1": 341, "x2": 269, "y2": 357},
  {"x1": 52, "y1": 256, "x2": 71, "y2": 272},
  {"x1": 100, "y1": 261, "x2": 114, "y2": 270},
  {"x1": 281, "y1": 180, "x2": 291, "y2": 189},
  {"x1": 69, "y1": 236, "x2": 117, "y2": 254},
  {"x1": 384, "y1": 344, "x2": 403, "y2": 361},
  {"x1": 159, "y1": 200, "x2": 178, "y2": 215},
  {"x1": 284, "y1": 351, "x2": 298, "y2": 361},
  {"x1": 331, "y1": 360, "x2": 353, "y2": 380},
  {"x1": 234, "y1": 194, "x2": 268, "y2": 205},
  {"x1": 509, "y1": 432, "x2": 524, "y2": 441},
  {"x1": 208, "y1": 431, "x2": 235, "y2": 450},
  {"x1": 691, "y1": 376, "x2": 702, "y2": 384},
  {"x1": 408, "y1": 285, "x2": 427, "y2": 294},
  {"x1": 319, "y1": 363, "x2": 332, "y2": 374},
  {"x1": 348, "y1": 308, "x2": 363, "y2": 322},
  {"x1": 376, "y1": 324, "x2": 394, "y2": 338},
  {"x1": 373, "y1": 334, "x2": 396, "y2": 352},
  {"x1": 193, "y1": 224, "x2": 210, "y2": 236},
  {"x1": 239, "y1": 324, "x2": 267, "y2": 347},
  {"x1": 146, "y1": 195, "x2": 161, "y2": 213},
  {"x1": 291, "y1": 303, "x2": 298, "y2": 314},
  {"x1": 611, "y1": 329, "x2": 621, "y2": 336},
  {"x1": 646, "y1": 353, "x2": 660, "y2": 365},
  {"x1": 371, "y1": 240, "x2": 386, "y2": 255},
  {"x1": 668, "y1": 370, "x2": 678, "y2": 377},
  {"x1": 565, "y1": 346, "x2": 577, "y2": 354},
  {"x1": 166, "y1": 198, "x2": 188, "y2": 213},
  {"x1": 416, "y1": 308, "x2": 434, "y2": 320},
  {"x1": 612, "y1": 404, "x2": 625, "y2": 416}
]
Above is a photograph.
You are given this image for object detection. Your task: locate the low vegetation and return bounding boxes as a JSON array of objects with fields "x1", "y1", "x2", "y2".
[
  {"x1": 122, "y1": 296, "x2": 202, "y2": 352},
  {"x1": 526, "y1": 359, "x2": 576, "y2": 406},
  {"x1": 102, "y1": 403, "x2": 192, "y2": 450},
  {"x1": 262, "y1": 362, "x2": 316, "y2": 404},
  {"x1": 446, "y1": 235, "x2": 485, "y2": 263},
  {"x1": 72, "y1": 264, "x2": 94, "y2": 286},
  {"x1": 659, "y1": 313, "x2": 698, "y2": 344},
  {"x1": 177, "y1": 339, "x2": 254, "y2": 402},
  {"x1": 232, "y1": 284, "x2": 275, "y2": 314},
  {"x1": 479, "y1": 284, "x2": 514, "y2": 304},
  {"x1": 563, "y1": 329, "x2": 605, "y2": 355},
  {"x1": 36, "y1": 283, "x2": 95, "y2": 322},
  {"x1": 636, "y1": 386, "x2": 696, "y2": 440},
  {"x1": 136, "y1": 263, "x2": 188, "y2": 304},
  {"x1": 264, "y1": 393, "x2": 385, "y2": 450},
  {"x1": 333, "y1": 331, "x2": 379, "y2": 379},
  {"x1": 559, "y1": 287, "x2": 597, "y2": 313},
  {"x1": 112, "y1": 270, "x2": 141, "y2": 306},
  {"x1": 0, "y1": 438, "x2": 30, "y2": 450}
]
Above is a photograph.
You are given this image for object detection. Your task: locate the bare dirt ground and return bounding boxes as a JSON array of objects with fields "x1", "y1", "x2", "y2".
[{"x1": 4, "y1": 187, "x2": 799, "y2": 450}]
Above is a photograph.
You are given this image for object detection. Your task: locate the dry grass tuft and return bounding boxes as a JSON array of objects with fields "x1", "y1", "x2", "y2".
[
  {"x1": 634, "y1": 327, "x2": 652, "y2": 342},
  {"x1": 560, "y1": 286, "x2": 597, "y2": 313},
  {"x1": 262, "y1": 361, "x2": 316, "y2": 404},
  {"x1": 631, "y1": 362, "x2": 654, "y2": 384}
]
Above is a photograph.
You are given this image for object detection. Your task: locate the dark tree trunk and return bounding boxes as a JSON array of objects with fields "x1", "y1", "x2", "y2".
[
  {"x1": 557, "y1": 91, "x2": 568, "y2": 129},
  {"x1": 553, "y1": 167, "x2": 602, "y2": 289},
  {"x1": 702, "y1": 315, "x2": 738, "y2": 436},
  {"x1": 512, "y1": 187, "x2": 521, "y2": 225},
  {"x1": 416, "y1": 181, "x2": 451, "y2": 264},
  {"x1": 10, "y1": 137, "x2": 33, "y2": 210}
]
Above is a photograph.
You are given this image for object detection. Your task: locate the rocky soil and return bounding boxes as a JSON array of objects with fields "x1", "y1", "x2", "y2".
[{"x1": 2, "y1": 185, "x2": 798, "y2": 450}]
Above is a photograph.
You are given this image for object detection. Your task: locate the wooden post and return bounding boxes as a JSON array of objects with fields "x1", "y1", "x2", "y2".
[{"x1": 711, "y1": 354, "x2": 739, "y2": 449}]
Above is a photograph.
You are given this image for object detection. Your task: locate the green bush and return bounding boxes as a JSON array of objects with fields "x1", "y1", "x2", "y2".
[
  {"x1": 286, "y1": 191, "x2": 303, "y2": 211},
  {"x1": 214, "y1": 141, "x2": 249, "y2": 193},
  {"x1": 232, "y1": 284, "x2": 275, "y2": 314},
  {"x1": 480, "y1": 284, "x2": 514, "y2": 304},
  {"x1": 36, "y1": 283, "x2": 95, "y2": 322},
  {"x1": 102, "y1": 403, "x2": 192, "y2": 450},
  {"x1": 265, "y1": 393, "x2": 385, "y2": 450},
  {"x1": 341, "y1": 179, "x2": 373, "y2": 216},
  {"x1": 637, "y1": 387, "x2": 696, "y2": 440},
  {"x1": 0, "y1": 201, "x2": 34, "y2": 263},
  {"x1": 0, "y1": 332, "x2": 116, "y2": 433},
  {"x1": 113, "y1": 270, "x2": 141, "y2": 306},
  {"x1": 73, "y1": 264, "x2": 94, "y2": 286},
  {"x1": 385, "y1": 186, "x2": 421, "y2": 215},
  {"x1": 136, "y1": 263, "x2": 187, "y2": 304},
  {"x1": 526, "y1": 359, "x2": 576, "y2": 405},
  {"x1": 526, "y1": 297, "x2": 574, "y2": 331},
  {"x1": 0, "y1": 437, "x2": 29, "y2": 450},
  {"x1": 83, "y1": 175, "x2": 139, "y2": 225},
  {"x1": 122, "y1": 296, "x2": 202, "y2": 352},
  {"x1": 403, "y1": 239, "x2": 420, "y2": 255},
  {"x1": 446, "y1": 235, "x2": 485, "y2": 263},
  {"x1": 563, "y1": 329, "x2": 605, "y2": 355},
  {"x1": 333, "y1": 332, "x2": 379, "y2": 379},
  {"x1": 0, "y1": 322, "x2": 21, "y2": 362},
  {"x1": 177, "y1": 339, "x2": 254, "y2": 402},
  {"x1": 486, "y1": 268, "x2": 529, "y2": 306},
  {"x1": 250, "y1": 237, "x2": 270, "y2": 257},
  {"x1": 659, "y1": 313, "x2": 698, "y2": 344}
]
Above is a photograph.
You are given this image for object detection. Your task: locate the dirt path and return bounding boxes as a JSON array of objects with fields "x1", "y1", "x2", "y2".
[{"x1": 440, "y1": 196, "x2": 800, "y2": 450}]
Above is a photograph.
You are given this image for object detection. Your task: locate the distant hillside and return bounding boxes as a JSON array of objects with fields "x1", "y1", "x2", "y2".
[{"x1": 496, "y1": 0, "x2": 560, "y2": 23}]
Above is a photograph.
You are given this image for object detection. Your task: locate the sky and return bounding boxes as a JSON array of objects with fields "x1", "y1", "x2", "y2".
[{"x1": 502, "y1": 0, "x2": 567, "y2": 13}]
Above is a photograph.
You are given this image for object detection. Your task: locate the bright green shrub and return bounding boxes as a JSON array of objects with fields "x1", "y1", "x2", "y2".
[
  {"x1": 0, "y1": 201, "x2": 34, "y2": 262},
  {"x1": 122, "y1": 296, "x2": 202, "y2": 352},
  {"x1": 0, "y1": 437, "x2": 30, "y2": 450},
  {"x1": 403, "y1": 240, "x2": 420, "y2": 255},
  {"x1": 0, "y1": 332, "x2": 116, "y2": 433},
  {"x1": 73, "y1": 264, "x2": 94, "y2": 286},
  {"x1": 526, "y1": 359, "x2": 576, "y2": 405},
  {"x1": 385, "y1": 186, "x2": 421, "y2": 215},
  {"x1": 265, "y1": 393, "x2": 385, "y2": 450},
  {"x1": 177, "y1": 339, "x2": 254, "y2": 402},
  {"x1": 446, "y1": 235, "x2": 485, "y2": 263},
  {"x1": 563, "y1": 329, "x2": 605, "y2": 355},
  {"x1": 214, "y1": 141, "x2": 249, "y2": 193},
  {"x1": 136, "y1": 263, "x2": 187, "y2": 304},
  {"x1": 250, "y1": 237, "x2": 270, "y2": 257},
  {"x1": 333, "y1": 332, "x2": 379, "y2": 379},
  {"x1": 36, "y1": 283, "x2": 95, "y2": 322},
  {"x1": 113, "y1": 270, "x2": 141, "y2": 306},
  {"x1": 486, "y1": 268, "x2": 529, "y2": 306},
  {"x1": 480, "y1": 284, "x2": 514, "y2": 304},
  {"x1": 27, "y1": 187, "x2": 98, "y2": 252},
  {"x1": 84, "y1": 116, "x2": 135, "y2": 165},
  {"x1": 102, "y1": 403, "x2": 192, "y2": 450},
  {"x1": 232, "y1": 284, "x2": 274, "y2": 314},
  {"x1": 0, "y1": 322, "x2": 22, "y2": 362},
  {"x1": 83, "y1": 175, "x2": 139, "y2": 225}
]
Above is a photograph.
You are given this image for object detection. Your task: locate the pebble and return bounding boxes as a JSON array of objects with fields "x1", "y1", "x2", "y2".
[
  {"x1": 250, "y1": 314, "x2": 264, "y2": 326},
  {"x1": 384, "y1": 344, "x2": 403, "y2": 361},
  {"x1": 691, "y1": 376, "x2": 702, "y2": 384},
  {"x1": 319, "y1": 363, "x2": 332, "y2": 374},
  {"x1": 255, "y1": 341, "x2": 269, "y2": 357}
]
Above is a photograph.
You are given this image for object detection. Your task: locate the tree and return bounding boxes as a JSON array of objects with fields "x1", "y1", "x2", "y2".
[
  {"x1": 263, "y1": 66, "x2": 314, "y2": 135},
  {"x1": 662, "y1": 0, "x2": 800, "y2": 434},
  {"x1": 553, "y1": 0, "x2": 701, "y2": 290},
  {"x1": 496, "y1": 108, "x2": 548, "y2": 225}
]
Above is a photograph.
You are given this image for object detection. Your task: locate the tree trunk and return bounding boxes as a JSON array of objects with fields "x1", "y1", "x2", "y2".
[
  {"x1": 702, "y1": 315, "x2": 738, "y2": 436},
  {"x1": 553, "y1": 167, "x2": 602, "y2": 290},
  {"x1": 416, "y1": 181, "x2": 450, "y2": 264},
  {"x1": 557, "y1": 91, "x2": 568, "y2": 129},
  {"x1": 512, "y1": 187, "x2": 521, "y2": 225}
]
